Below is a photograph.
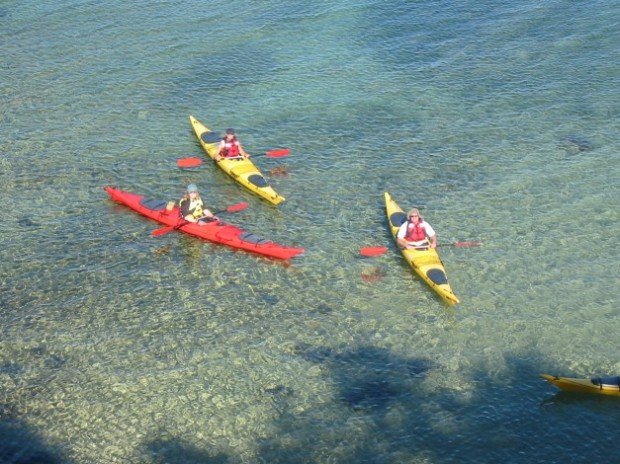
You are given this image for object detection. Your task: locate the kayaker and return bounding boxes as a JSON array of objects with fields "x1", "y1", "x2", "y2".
[
  {"x1": 179, "y1": 184, "x2": 215, "y2": 225},
  {"x1": 396, "y1": 208, "x2": 437, "y2": 250},
  {"x1": 216, "y1": 127, "x2": 250, "y2": 161}
]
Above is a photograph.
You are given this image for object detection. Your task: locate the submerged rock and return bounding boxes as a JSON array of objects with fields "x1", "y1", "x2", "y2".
[
  {"x1": 559, "y1": 135, "x2": 593, "y2": 154},
  {"x1": 314, "y1": 303, "x2": 333, "y2": 314},
  {"x1": 0, "y1": 361, "x2": 24, "y2": 375},
  {"x1": 44, "y1": 355, "x2": 66, "y2": 369},
  {"x1": 153, "y1": 244, "x2": 172, "y2": 255},
  {"x1": 269, "y1": 165, "x2": 289, "y2": 176},
  {"x1": 260, "y1": 293, "x2": 279, "y2": 305},
  {"x1": 18, "y1": 217, "x2": 38, "y2": 228},
  {"x1": 361, "y1": 266, "x2": 387, "y2": 283},
  {"x1": 264, "y1": 384, "x2": 294, "y2": 397}
]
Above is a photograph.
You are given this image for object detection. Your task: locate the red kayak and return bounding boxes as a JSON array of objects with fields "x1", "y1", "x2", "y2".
[{"x1": 104, "y1": 186, "x2": 304, "y2": 260}]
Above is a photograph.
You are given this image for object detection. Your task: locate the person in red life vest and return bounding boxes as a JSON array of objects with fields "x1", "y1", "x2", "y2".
[
  {"x1": 216, "y1": 127, "x2": 250, "y2": 162},
  {"x1": 396, "y1": 208, "x2": 437, "y2": 250},
  {"x1": 179, "y1": 184, "x2": 215, "y2": 225}
]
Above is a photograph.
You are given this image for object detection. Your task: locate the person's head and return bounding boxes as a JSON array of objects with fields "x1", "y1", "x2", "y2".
[
  {"x1": 408, "y1": 208, "x2": 421, "y2": 222},
  {"x1": 225, "y1": 128, "x2": 235, "y2": 140},
  {"x1": 187, "y1": 183, "x2": 199, "y2": 197}
]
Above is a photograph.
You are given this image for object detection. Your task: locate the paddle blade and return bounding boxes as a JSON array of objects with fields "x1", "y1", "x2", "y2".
[
  {"x1": 453, "y1": 241, "x2": 482, "y2": 247},
  {"x1": 359, "y1": 246, "x2": 388, "y2": 257},
  {"x1": 265, "y1": 148, "x2": 291, "y2": 158},
  {"x1": 152, "y1": 225, "x2": 176, "y2": 237},
  {"x1": 177, "y1": 157, "x2": 203, "y2": 168},
  {"x1": 225, "y1": 202, "x2": 249, "y2": 213}
]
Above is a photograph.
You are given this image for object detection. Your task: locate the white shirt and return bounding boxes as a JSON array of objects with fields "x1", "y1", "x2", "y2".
[{"x1": 397, "y1": 220, "x2": 435, "y2": 241}]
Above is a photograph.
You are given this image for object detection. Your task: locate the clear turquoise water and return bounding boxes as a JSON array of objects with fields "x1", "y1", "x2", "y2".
[{"x1": 1, "y1": 1, "x2": 619, "y2": 462}]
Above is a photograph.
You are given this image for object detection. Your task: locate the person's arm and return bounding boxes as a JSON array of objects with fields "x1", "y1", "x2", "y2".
[
  {"x1": 396, "y1": 223, "x2": 409, "y2": 248},
  {"x1": 424, "y1": 223, "x2": 437, "y2": 248},
  {"x1": 238, "y1": 143, "x2": 249, "y2": 158},
  {"x1": 216, "y1": 141, "x2": 225, "y2": 162}
]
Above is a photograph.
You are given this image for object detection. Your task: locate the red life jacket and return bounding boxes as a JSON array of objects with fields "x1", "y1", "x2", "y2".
[
  {"x1": 221, "y1": 137, "x2": 240, "y2": 157},
  {"x1": 405, "y1": 220, "x2": 427, "y2": 242}
]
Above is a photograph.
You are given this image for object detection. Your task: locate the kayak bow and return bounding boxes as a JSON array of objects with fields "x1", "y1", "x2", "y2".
[{"x1": 540, "y1": 374, "x2": 620, "y2": 397}]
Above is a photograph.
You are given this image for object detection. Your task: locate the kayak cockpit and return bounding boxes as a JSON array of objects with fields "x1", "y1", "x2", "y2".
[
  {"x1": 140, "y1": 198, "x2": 169, "y2": 211},
  {"x1": 591, "y1": 376, "x2": 620, "y2": 388}
]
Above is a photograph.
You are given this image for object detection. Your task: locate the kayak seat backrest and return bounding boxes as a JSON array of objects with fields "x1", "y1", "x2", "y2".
[
  {"x1": 426, "y1": 268, "x2": 448, "y2": 286},
  {"x1": 200, "y1": 132, "x2": 222, "y2": 144},
  {"x1": 248, "y1": 174, "x2": 268, "y2": 188},
  {"x1": 591, "y1": 376, "x2": 620, "y2": 387},
  {"x1": 390, "y1": 212, "x2": 407, "y2": 228},
  {"x1": 140, "y1": 198, "x2": 168, "y2": 211},
  {"x1": 239, "y1": 232, "x2": 271, "y2": 245}
]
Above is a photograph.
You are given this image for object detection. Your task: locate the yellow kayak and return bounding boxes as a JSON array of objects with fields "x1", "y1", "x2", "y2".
[
  {"x1": 540, "y1": 374, "x2": 620, "y2": 397},
  {"x1": 189, "y1": 115, "x2": 285, "y2": 205},
  {"x1": 384, "y1": 192, "x2": 459, "y2": 305}
]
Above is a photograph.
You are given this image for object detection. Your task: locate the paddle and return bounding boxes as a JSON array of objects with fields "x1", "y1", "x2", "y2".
[
  {"x1": 359, "y1": 241, "x2": 482, "y2": 257},
  {"x1": 359, "y1": 246, "x2": 388, "y2": 257},
  {"x1": 252, "y1": 148, "x2": 291, "y2": 158},
  {"x1": 151, "y1": 202, "x2": 249, "y2": 237},
  {"x1": 177, "y1": 149, "x2": 290, "y2": 168},
  {"x1": 177, "y1": 157, "x2": 203, "y2": 168}
]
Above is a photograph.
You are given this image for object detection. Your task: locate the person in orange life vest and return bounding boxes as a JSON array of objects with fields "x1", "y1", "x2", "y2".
[
  {"x1": 396, "y1": 208, "x2": 437, "y2": 249},
  {"x1": 216, "y1": 127, "x2": 249, "y2": 162},
  {"x1": 179, "y1": 184, "x2": 215, "y2": 225}
]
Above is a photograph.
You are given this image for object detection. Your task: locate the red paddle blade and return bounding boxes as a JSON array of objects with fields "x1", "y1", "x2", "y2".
[
  {"x1": 177, "y1": 157, "x2": 203, "y2": 168},
  {"x1": 152, "y1": 225, "x2": 176, "y2": 237},
  {"x1": 265, "y1": 148, "x2": 291, "y2": 158},
  {"x1": 359, "y1": 246, "x2": 388, "y2": 257},
  {"x1": 453, "y1": 241, "x2": 482, "y2": 247},
  {"x1": 225, "y1": 202, "x2": 249, "y2": 213}
]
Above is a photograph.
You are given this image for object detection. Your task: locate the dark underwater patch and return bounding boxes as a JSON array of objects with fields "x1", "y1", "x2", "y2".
[
  {"x1": 18, "y1": 217, "x2": 38, "y2": 228},
  {"x1": 259, "y1": 293, "x2": 279, "y2": 305},
  {"x1": 559, "y1": 135, "x2": 593, "y2": 154},
  {"x1": 44, "y1": 355, "x2": 66, "y2": 370},
  {"x1": 30, "y1": 346, "x2": 46, "y2": 357},
  {"x1": 0, "y1": 361, "x2": 24, "y2": 375},
  {"x1": 146, "y1": 439, "x2": 229, "y2": 464},
  {"x1": 294, "y1": 343, "x2": 334, "y2": 363},
  {"x1": 313, "y1": 303, "x2": 333, "y2": 315},
  {"x1": 0, "y1": 402, "x2": 19, "y2": 419},
  {"x1": 340, "y1": 378, "x2": 401, "y2": 410},
  {"x1": 295, "y1": 344, "x2": 434, "y2": 412},
  {"x1": 264, "y1": 384, "x2": 294, "y2": 397}
]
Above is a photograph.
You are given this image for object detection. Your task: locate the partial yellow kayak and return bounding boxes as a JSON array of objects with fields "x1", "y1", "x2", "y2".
[
  {"x1": 540, "y1": 374, "x2": 620, "y2": 397},
  {"x1": 189, "y1": 115, "x2": 285, "y2": 205},
  {"x1": 384, "y1": 192, "x2": 459, "y2": 305}
]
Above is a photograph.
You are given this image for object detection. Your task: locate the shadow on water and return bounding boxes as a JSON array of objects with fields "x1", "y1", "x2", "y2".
[
  {"x1": 139, "y1": 344, "x2": 441, "y2": 463},
  {"x1": 294, "y1": 343, "x2": 434, "y2": 412},
  {"x1": 6, "y1": 347, "x2": 617, "y2": 463},
  {"x1": 1, "y1": 355, "x2": 70, "y2": 464},
  {"x1": 541, "y1": 390, "x2": 620, "y2": 408},
  {"x1": 144, "y1": 440, "x2": 229, "y2": 464},
  {"x1": 137, "y1": 347, "x2": 620, "y2": 463},
  {"x1": 0, "y1": 417, "x2": 68, "y2": 464}
]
